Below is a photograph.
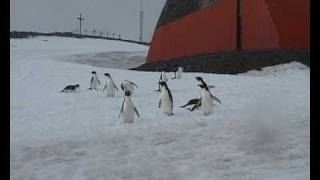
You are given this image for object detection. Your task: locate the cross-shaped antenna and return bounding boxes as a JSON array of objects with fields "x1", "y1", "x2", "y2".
[{"x1": 77, "y1": 14, "x2": 84, "y2": 37}]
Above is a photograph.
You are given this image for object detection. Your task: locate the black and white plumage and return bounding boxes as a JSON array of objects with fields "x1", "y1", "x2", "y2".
[
  {"x1": 89, "y1": 71, "x2": 100, "y2": 90},
  {"x1": 180, "y1": 98, "x2": 201, "y2": 111},
  {"x1": 156, "y1": 71, "x2": 168, "y2": 91},
  {"x1": 198, "y1": 84, "x2": 221, "y2": 115},
  {"x1": 181, "y1": 76, "x2": 220, "y2": 112},
  {"x1": 120, "y1": 80, "x2": 138, "y2": 94},
  {"x1": 195, "y1": 76, "x2": 215, "y2": 89},
  {"x1": 103, "y1": 73, "x2": 118, "y2": 97},
  {"x1": 119, "y1": 91, "x2": 140, "y2": 123},
  {"x1": 60, "y1": 84, "x2": 80, "y2": 93},
  {"x1": 158, "y1": 81, "x2": 174, "y2": 116}
]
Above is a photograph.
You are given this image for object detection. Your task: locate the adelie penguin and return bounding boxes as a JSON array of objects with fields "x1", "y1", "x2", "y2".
[
  {"x1": 60, "y1": 84, "x2": 80, "y2": 93},
  {"x1": 89, "y1": 71, "x2": 100, "y2": 90},
  {"x1": 158, "y1": 81, "x2": 174, "y2": 116},
  {"x1": 198, "y1": 84, "x2": 221, "y2": 116},
  {"x1": 181, "y1": 76, "x2": 217, "y2": 111},
  {"x1": 156, "y1": 71, "x2": 168, "y2": 91},
  {"x1": 103, "y1": 73, "x2": 118, "y2": 97},
  {"x1": 120, "y1": 80, "x2": 138, "y2": 95},
  {"x1": 119, "y1": 90, "x2": 140, "y2": 123},
  {"x1": 172, "y1": 66, "x2": 183, "y2": 79}
]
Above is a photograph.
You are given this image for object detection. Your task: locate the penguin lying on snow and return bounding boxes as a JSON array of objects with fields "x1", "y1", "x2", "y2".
[
  {"x1": 158, "y1": 81, "x2": 174, "y2": 116},
  {"x1": 89, "y1": 71, "x2": 100, "y2": 90},
  {"x1": 103, "y1": 73, "x2": 118, "y2": 97},
  {"x1": 60, "y1": 84, "x2": 80, "y2": 93},
  {"x1": 119, "y1": 90, "x2": 140, "y2": 123},
  {"x1": 120, "y1": 80, "x2": 138, "y2": 94}
]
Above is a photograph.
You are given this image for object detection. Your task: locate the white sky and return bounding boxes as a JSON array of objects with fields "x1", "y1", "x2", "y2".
[{"x1": 10, "y1": 0, "x2": 166, "y2": 42}]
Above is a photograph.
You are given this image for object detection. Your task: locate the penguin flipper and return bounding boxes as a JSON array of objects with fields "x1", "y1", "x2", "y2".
[
  {"x1": 119, "y1": 99, "x2": 125, "y2": 118},
  {"x1": 212, "y1": 95, "x2": 222, "y2": 104},
  {"x1": 90, "y1": 77, "x2": 93, "y2": 89},
  {"x1": 114, "y1": 83, "x2": 118, "y2": 91},
  {"x1": 208, "y1": 85, "x2": 215, "y2": 89},
  {"x1": 130, "y1": 81, "x2": 138, "y2": 87},
  {"x1": 120, "y1": 84, "x2": 124, "y2": 91},
  {"x1": 134, "y1": 107, "x2": 140, "y2": 117},
  {"x1": 158, "y1": 99, "x2": 161, "y2": 108}
]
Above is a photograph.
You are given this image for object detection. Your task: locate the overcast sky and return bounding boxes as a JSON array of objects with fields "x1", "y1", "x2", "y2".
[{"x1": 10, "y1": 0, "x2": 166, "y2": 42}]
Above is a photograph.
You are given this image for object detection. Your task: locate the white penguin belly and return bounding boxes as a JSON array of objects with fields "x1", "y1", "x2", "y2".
[
  {"x1": 92, "y1": 77, "x2": 99, "y2": 90},
  {"x1": 201, "y1": 91, "x2": 214, "y2": 115},
  {"x1": 123, "y1": 99, "x2": 134, "y2": 123},
  {"x1": 106, "y1": 79, "x2": 116, "y2": 97},
  {"x1": 176, "y1": 68, "x2": 183, "y2": 79},
  {"x1": 160, "y1": 92, "x2": 172, "y2": 114}
]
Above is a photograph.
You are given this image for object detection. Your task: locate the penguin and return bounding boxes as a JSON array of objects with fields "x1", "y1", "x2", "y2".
[
  {"x1": 158, "y1": 81, "x2": 174, "y2": 116},
  {"x1": 103, "y1": 73, "x2": 118, "y2": 97},
  {"x1": 181, "y1": 76, "x2": 220, "y2": 111},
  {"x1": 119, "y1": 90, "x2": 140, "y2": 123},
  {"x1": 172, "y1": 66, "x2": 183, "y2": 79},
  {"x1": 89, "y1": 71, "x2": 100, "y2": 90},
  {"x1": 156, "y1": 71, "x2": 168, "y2": 91},
  {"x1": 60, "y1": 84, "x2": 80, "y2": 93},
  {"x1": 198, "y1": 84, "x2": 221, "y2": 115},
  {"x1": 120, "y1": 80, "x2": 138, "y2": 94},
  {"x1": 195, "y1": 76, "x2": 215, "y2": 89},
  {"x1": 180, "y1": 98, "x2": 199, "y2": 108}
]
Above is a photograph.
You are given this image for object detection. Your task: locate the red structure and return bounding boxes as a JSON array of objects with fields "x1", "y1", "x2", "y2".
[{"x1": 147, "y1": 0, "x2": 309, "y2": 63}]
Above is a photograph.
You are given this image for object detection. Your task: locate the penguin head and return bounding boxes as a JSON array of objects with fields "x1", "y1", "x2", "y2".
[
  {"x1": 124, "y1": 90, "x2": 131, "y2": 96},
  {"x1": 91, "y1": 71, "x2": 96, "y2": 74},
  {"x1": 104, "y1": 73, "x2": 110, "y2": 77},
  {"x1": 159, "y1": 81, "x2": 167, "y2": 87},
  {"x1": 195, "y1": 76, "x2": 203, "y2": 82},
  {"x1": 75, "y1": 84, "x2": 80, "y2": 88}
]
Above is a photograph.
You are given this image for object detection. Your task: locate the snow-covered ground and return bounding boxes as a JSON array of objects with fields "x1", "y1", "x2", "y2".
[{"x1": 10, "y1": 37, "x2": 310, "y2": 180}]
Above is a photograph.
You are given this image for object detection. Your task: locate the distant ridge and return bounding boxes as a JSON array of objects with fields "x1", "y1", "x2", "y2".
[{"x1": 10, "y1": 31, "x2": 150, "y2": 46}]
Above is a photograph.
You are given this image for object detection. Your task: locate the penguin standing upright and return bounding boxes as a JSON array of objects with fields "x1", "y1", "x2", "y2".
[
  {"x1": 103, "y1": 73, "x2": 118, "y2": 97},
  {"x1": 120, "y1": 80, "x2": 138, "y2": 95},
  {"x1": 172, "y1": 66, "x2": 183, "y2": 79},
  {"x1": 119, "y1": 90, "x2": 140, "y2": 123},
  {"x1": 198, "y1": 84, "x2": 221, "y2": 115},
  {"x1": 177, "y1": 66, "x2": 183, "y2": 79},
  {"x1": 158, "y1": 81, "x2": 174, "y2": 116},
  {"x1": 90, "y1": 71, "x2": 100, "y2": 90},
  {"x1": 181, "y1": 76, "x2": 220, "y2": 111},
  {"x1": 157, "y1": 71, "x2": 168, "y2": 91}
]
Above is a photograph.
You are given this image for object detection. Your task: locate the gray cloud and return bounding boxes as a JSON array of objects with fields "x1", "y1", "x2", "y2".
[{"x1": 10, "y1": 0, "x2": 166, "y2": 42}]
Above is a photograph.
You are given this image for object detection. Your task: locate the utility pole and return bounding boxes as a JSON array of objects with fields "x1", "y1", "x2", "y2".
[
  {"x1": 236, "y1": 0, "x2": 242, "y2": 51},
  {"x1": 77, "y1": 14, "x2": 84, "y2": 37},
  {"x1": 139, "y1": 0, "x2": 144, "y2": 42}
]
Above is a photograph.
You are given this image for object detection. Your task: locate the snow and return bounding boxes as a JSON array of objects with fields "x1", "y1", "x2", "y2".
[{"x1": 11, "y1": 37, "x2": 310, "y2": 180}]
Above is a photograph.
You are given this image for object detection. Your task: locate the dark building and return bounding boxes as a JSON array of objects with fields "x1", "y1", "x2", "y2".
[{"x1": 147, "y1": 0, "x2": 310, "y2": 63}]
